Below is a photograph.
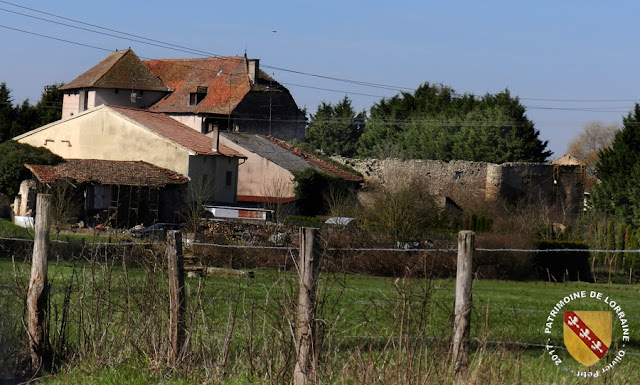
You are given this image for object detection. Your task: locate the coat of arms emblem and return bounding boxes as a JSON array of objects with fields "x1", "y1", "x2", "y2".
[{"x1": 563, "y1": 311, "x2": 612, "y2": 366}]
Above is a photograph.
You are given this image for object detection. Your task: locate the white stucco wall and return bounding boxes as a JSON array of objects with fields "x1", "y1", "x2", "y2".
[
  {"x1": 16, "y1": 106, "x2": 237, "y2": 203},
  {"x1": 63, "y1": 89, "x2": 168, "y2": 119},
  {"x1": 166, "y1": 114, "x2": 204, "y2": 133}
]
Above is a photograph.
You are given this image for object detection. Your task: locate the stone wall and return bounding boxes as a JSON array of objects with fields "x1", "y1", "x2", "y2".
[{"x1": 333, "y1": 157, "x2": 585, "y2": 222}]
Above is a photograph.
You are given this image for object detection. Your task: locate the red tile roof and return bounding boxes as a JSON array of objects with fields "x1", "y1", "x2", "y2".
[
  {"x1": 107, "y1": 105, "x2": 246, "y2": 158},
  {"x1": 143, "y1": 56, "x2": 251, "y2": 114},
  {"x1": 26, "y1": 159, "x2": 189, "y2": 186},
  {"x1": 60, "y1": 49, "x2": 167, "y2": 92}
]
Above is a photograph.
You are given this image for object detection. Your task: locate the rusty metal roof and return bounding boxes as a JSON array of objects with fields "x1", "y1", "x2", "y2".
[
  {"x1": 26, "y1": 159, "x2": 189, "y2": 186},
  {"x1": 60, "y1": 49, "x2": 168, "y2": 92}
]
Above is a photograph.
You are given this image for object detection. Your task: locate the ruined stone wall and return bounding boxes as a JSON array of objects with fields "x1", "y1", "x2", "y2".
[{"x1": 333, "y1": 157, "x2": 585, "y2": 222}]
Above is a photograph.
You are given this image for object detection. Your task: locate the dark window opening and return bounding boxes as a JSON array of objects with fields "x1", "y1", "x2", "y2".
[
  {"x1": 204, "y1": 117, "x2": 225, "y2": 134},
  {"x1": 189, "y1": 86, "x2": 208, "y2": 106},
  {"x1": 454, "y1": 171, "x2": 462, "y2": 180},
  {"x1": 83, "y1": 90, "x2": 89, "y2": 111},
  {"x1": 226, "y1": 171, "x2": 233, "y2": 187}
]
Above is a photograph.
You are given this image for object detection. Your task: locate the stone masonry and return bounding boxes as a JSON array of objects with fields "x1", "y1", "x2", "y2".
[{"x1": 333, "y1": 157, "x2": 586, "y2": 223}]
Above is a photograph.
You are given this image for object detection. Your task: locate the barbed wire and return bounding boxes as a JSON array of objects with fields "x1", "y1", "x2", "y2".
[{"x1": 4, "y1": 235, "x2": 640, "y2": 254}]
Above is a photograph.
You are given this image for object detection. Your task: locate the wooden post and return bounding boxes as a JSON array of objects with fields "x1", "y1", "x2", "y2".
[
  {"x1": 452, "y1": 230, "x2": 474, "y2": 380},
  {"x1": 27, "y1": 193, "x2": 51, "y2": 371},
  {"x1": 167, "y1": 230, "x2": 186, "y2": 365},
  {"x1": 293, "y1": 228, "x2": 322, "y2": 385}
]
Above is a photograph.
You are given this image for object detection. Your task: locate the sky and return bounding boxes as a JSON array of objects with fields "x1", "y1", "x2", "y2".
[{"x1": 2, "y1": 0, "x2": 639, "y2": 158}]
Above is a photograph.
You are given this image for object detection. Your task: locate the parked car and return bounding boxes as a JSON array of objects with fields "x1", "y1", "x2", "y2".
[{"x1": 130, "y1": 223, "x2": 184, "y2": 238}]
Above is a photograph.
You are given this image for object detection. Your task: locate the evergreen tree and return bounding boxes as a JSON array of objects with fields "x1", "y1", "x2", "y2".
[
  {"x1": 356, "y1": 85, "x2": 550, "y2": 162},
  {"x1": 591, "y1": 104, "x2": 640, "y2": 226},
  {"x1": 0, "y1": 141, "x2": 62, "y2": 196},
  {"x1": 305, "y1": 96, "x2": 365, "y2": 157},
  {"x1": 35, "y1": 83, "x2": 63, "y2": 126},
  {"x1": 0, "y1": 82, "x2": 64, "y2": 143},
  {"x1": 0, "y1": 83, "x2": 16, "y2": 143}
]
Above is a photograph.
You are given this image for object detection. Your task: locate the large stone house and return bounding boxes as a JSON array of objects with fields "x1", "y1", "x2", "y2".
[
  {"x1": 60, "y1": 49, "x2": 306, "y2": 141},
  {"x1": 14, "y1": 105, "x2": 246, "y2": 226}
]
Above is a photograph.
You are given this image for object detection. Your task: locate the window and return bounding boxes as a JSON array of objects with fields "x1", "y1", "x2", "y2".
[
  {"x1": 189, "y1": 86, "x2": 208, "y2": 106},
  {"x1": 83, "y1": 90, "x2": 89, "y2": 111},
  {"x1": 226, "y1": 171, "x2": 233, "y2": 187},
  {"x1": 454, "y1": 171, "x2": 462, "y2": 181}
]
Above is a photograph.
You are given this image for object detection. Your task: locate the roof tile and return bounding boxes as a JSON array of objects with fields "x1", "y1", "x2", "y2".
[
  {"x1": 26, "y1": 159, "x2": 189, "y2": 186},
  {"x1": 143, "y1": 57, "x2": 251, "y2": 114},
  {"x1": 61, "y1": 49, "x2": 167, "y2": 92},
  {"x1": 108, "y1": 106, "x2": 246, "y2": 158}
]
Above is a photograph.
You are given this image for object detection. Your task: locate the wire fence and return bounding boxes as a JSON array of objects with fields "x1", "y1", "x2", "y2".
[
  {"x1": 4, "y1": 234, "x2": 640, "y2": 254},
  {"x1": 1, "y1": 232, "x2": 638, "y2": 382}
]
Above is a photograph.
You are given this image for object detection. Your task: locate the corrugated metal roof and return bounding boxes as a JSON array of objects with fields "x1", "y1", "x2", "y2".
[
  {"x1": 221, "y1": 132, "x2": 362, "y2": 182},
  {"x1": 26, "y1": 159, "x2": 189, "y2": 186},
  {"x1": 60, "y1": 49, "x2": 167, "y2": 92},
  {"x1": 221, "y1": 132, "x2": 317, "y2": 172},
  {"x1": 262, "y1": 136, "x2": 363, "y2": 182}
]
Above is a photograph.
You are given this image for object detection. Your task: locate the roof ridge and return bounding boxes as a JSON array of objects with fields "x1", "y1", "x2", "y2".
[
  {"x1": 93, "y1": 49, "x2": 129, "y2": 87},
  {"x1": 144, "y1": 56, "x2": 245, "y2": 62}
]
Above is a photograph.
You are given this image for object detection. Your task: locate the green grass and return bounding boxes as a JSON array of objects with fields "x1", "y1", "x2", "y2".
[
  {"x1": 0, "y1": 218, "x2": 34, "y2": 238},
  {"x1": 0, "y1": 218, "x2": 124, "y2": 243},
  {"x1": 2, "y1": 256, "x2": 640, "y2": 384}
]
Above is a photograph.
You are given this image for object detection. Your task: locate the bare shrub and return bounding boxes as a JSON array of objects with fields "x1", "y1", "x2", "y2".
[{"x1": 360, "y1": 172, "x2": 438, "y2": 243}]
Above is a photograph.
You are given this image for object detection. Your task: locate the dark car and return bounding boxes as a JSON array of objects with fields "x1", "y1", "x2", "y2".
[{"x1": 130, "y1": 223, "x2": 184, "y2": 238}]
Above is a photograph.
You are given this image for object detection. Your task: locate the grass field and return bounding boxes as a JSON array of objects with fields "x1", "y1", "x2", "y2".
[{"x1": 1, "y1": 250, "x2": 639, "y2": 384}]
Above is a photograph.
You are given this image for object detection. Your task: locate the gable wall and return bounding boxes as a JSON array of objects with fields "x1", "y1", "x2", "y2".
[
  {"x1": 17, "y1": 108, "x2": 191, "y2": 175},
  {"x1": 219, "y1": 135, "x2": 295, "y2": 198},
  {"x1": 17, "y1": 107, "x2": 239, "y2": 204}
]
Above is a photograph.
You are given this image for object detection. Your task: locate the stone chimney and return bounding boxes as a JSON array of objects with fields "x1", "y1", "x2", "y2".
[
  {"x1": 247, "y1": 59, "x2": 259, "y2": 85},
  {"x1": 210, "y1": 122, "x2": 220, "y2": 152}
]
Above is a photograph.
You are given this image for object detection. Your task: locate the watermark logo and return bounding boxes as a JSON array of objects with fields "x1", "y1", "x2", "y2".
[
  {"x1": 543, "y1": 291, "x2": 630, "y2": 378},
  {"x1": 564, "y1": 311, "x2": 610, "y2": 366}
]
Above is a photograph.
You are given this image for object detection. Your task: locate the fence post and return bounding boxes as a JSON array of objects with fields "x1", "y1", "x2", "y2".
[
  {"x1": 27, "y1": 193, "x2": 51, "y2": 371},
  {"x1": 167, "y1": 230, "x2": 186, "y2": 365},
  {"x1": 293, "y1": 227, "x2": 322, "y2": 385},
  {"x1": 452, "y1": 230, "x2": 474, "y2": 381}
]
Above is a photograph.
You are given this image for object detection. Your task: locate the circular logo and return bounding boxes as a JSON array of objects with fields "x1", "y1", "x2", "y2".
[{"x1": 543, "y1": 290, "x2": 630, "y2": 378}]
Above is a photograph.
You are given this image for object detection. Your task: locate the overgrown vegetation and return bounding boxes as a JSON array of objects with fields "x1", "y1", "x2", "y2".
[
  {"x1": 0, "y1": 141, "x2": 62, "y2": 197},
  {"x1": 1, "y1": 246, "x2": 638, "y2": 384}
]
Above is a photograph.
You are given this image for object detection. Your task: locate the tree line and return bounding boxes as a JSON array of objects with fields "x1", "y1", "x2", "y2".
[
  {"x1": 0, "y1": 83, "x2": 64, "y2": 197},
  {"x1": 3, "y1": 78, "x2": 640, "y2": 230},
  {"x1": 304, "y1": 82, "x2": 551, "y2": 163}
]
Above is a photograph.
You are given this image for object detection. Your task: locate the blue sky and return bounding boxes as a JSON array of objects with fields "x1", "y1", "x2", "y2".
[{"x1": 2, "y1": 0, "x2": 639, "y2": 158}]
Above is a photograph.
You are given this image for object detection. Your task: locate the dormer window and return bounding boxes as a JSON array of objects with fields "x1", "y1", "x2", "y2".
[{"x1": 189, "y1": 86, "x2": 208, "y2": 106}]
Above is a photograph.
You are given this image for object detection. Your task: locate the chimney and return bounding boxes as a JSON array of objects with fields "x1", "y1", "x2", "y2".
[
  {"x1": 210, "y1": 123, "x2": 220, "y2": 152},
  {"x1": 247, "y1": 59, "x2": 260, "y2": 85}
]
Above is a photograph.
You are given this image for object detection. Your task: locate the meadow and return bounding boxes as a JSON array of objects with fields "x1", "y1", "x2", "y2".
[{"x1": 1, "y1": 240, "x2": 639, "y2": 384}]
